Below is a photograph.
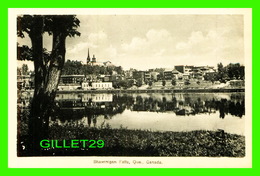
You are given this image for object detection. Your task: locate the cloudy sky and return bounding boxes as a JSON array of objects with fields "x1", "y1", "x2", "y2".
[{"x1": 18, "y1": 14, "x2": 244, "y2": 70}]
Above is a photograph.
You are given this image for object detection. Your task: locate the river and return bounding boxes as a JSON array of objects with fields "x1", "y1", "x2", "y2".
[{"x1": 24, "y1": 92, "x2": 245, "y2": 135}]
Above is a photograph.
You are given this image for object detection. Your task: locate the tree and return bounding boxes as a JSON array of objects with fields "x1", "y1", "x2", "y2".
[
  {"x1": 148, "y1": 80, "x2": 153, "y2": 87},
  {"x1": 118, "y1": 80, "x2": 127, "y2": 89},
  {"x1": 136, "y1": 79, "x2": 143, "y2": 87},
  {"x1": 184, "y1": 79, "x2": 190, "y2": 85},
  {"x1": 204, "y1": 72, "x2": 217, "y2": 83},
  {"x1": 127, "y1": 79, "x2": 134, "y2": 88},
  {"x1": 171, "y1": 79, "x2": 176, "y2": 86},
  {"x1": 217, "y1": 62, "x2": 228, "y2": 82},
  {"x1": 162, "y1": 80, "x2": 166, "y2": 87},
  {"x1": 17, "y1": 44, "x2": 33, "y2": 61},
  {"x1": 17, "y1": 15, "x2": 80, "y2": 155},
  {"x1": 114, "y1": 66, "x2": 123, "y2": 75},
  {"x1": 63, "y1": 60, "x2": 84, "y2": 75},
  {"x1": 112, "y1": 80, "x2": 133, "y2": 89},
  {"x1": 17, "y1": 67, "x2": 22, "y2": 76},
  {"x1": 21, "y1": 64, "x2": 28, "y2": 75},
  {"x1": 158, "y1": 72, "x2": 164, "y2": 80},
  {"x1": 145, "y1": 79, "x2": 149, "y2": 85},
  {"x1": 217, "y1": 62, "x2": 224, "y2": 73},
  {"x1": 112, "y1": 81, "x2": 120, "y2": 89},
  {"x1": 227, "y1": 63, "x2": 245, "y2": 80},
  {"x1": 239, "y1": 65, "x2": 245, "y2": 80}
]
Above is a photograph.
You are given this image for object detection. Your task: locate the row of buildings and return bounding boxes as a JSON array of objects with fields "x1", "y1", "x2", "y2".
[
  {"x1": 128, "y1": 65, "x2": 216, "y2": 82},
  {"x1": 18, "y1": 49, "x2": 217, "y2": 90},
  {"x1": 56, "y1": 65, "x2": 216, "y2": 90},
  {"x1": 83, "y1": 49, "x2": 216, "y2": 82}
]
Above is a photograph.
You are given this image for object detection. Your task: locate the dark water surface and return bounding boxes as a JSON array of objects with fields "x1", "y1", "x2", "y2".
[{"x1": 20, "y1": 92, "x2": 245, "y2": 135}]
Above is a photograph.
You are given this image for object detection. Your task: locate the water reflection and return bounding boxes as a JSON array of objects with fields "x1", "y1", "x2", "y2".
[
  {"x1": 54, "y1": 93, "x2": 244, "y2": 120},
  {"x1": 19, "y1": 92, "x2": 245, "y2": 134}
]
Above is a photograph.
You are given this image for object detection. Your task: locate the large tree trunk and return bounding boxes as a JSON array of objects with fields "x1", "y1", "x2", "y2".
[
  {"x1": 27, "y1": 22, "x2": 67, "y2": 156},
  {"x1": 27, "y1": 16, "x2": 46, "y2": 156}
]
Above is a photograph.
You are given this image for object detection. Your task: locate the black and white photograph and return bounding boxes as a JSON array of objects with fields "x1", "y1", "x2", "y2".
[{"x1": 10, "y1": 8, "x2": 252, "y2": 168}]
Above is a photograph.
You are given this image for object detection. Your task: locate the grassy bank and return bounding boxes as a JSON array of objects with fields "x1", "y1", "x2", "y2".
[{"x1": 18, "y1": 124, "x2": 245, "y2": 157}]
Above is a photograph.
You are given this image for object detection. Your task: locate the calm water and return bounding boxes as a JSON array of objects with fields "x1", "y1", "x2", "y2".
[
  {"x1": 19, "y1": 92, "x2": 245, "y2": 135},
  {"x1": 50, "y1": 92, "x2": 245, "y2": 135}
]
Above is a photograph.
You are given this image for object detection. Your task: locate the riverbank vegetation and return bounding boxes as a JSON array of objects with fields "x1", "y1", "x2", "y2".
[{"x1": 18, "y1": 124, "x2": 245, "y2": 157}]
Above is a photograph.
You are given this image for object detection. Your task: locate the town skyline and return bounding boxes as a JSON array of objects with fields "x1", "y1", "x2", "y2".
[{"x1": 18, "y1": 56, "x2": 243, "y2": 72}]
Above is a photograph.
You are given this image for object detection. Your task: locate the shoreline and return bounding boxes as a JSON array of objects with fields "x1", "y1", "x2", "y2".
[{"x1": 54, "y1": 88, "x2": 244, "y2": 94}]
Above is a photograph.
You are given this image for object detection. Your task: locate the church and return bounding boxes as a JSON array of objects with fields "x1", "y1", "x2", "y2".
[
  {"x1": 86, "y1": 48, "x2": 96, "y2": 65},
  {"x1": 86, "y1": 48, "x2": 113, "y2": 67}
]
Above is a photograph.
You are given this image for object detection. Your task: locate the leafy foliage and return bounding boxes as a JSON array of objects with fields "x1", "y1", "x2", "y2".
[
  {"x1": 149, "y1": 80, "x2": 153, "y2": 87},
  {"x1": 17, "y1": 45, "x2": 33, "y2": 61},
  {"x1": 17, "y1": 15, "x2": 81, "y2": 62},
  {"x1": 17, "y1": 15, "x2": 43, "y2": 38},
  {"x1": 17, "y1": 45, "x2": 51, "y2": 61},
  {"x1": 136, "y1": 79, "x2": 143, "y2": 87},
  {"x1": 21, "y1": 64, "x2": 29, "y2": 75},
  {"x1": 227, "y1": 63, "x2": 245, "y2": 80},
  {"x1": 17, "y1": 15, "x2": 80, "y2": 38},
  {"x1": 184, "y1": 79, "x2": 190, "y2": 85},
  {"x1": 113, "y1": 79, "x2": 134, "y2": 89},
  {"x1": 62, "y1": 60, "x2": 123, "y2": 76},
  {"x1": 162, "y1": 80, "x2": 166, "y2": 86},
  {"x1": 171, "y1": 79, "x2": 176, "y2": 86},
  {"x1": 44, "y1": 15, "x2": 80, "y2": 37},
  {"x1": 204, "y1": 62, "x2": 244, "y2": 83}
]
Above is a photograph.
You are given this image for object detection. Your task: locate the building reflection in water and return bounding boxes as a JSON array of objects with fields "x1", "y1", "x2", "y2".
[
  {"x1": 52, "y1": 93, "x2": 245, "y2": 124},
  {"x1": 17, "y1": 92, "x2": 245, "y2": 136},
  {"x1": 18, "y1": 92, "x2": 245, "y2": 127}
]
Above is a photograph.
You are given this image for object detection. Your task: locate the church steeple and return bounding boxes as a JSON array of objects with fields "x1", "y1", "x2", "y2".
[
  {"x1": 87, "y1": 48, "x2": 91, "y2": 64},
  {"x1": 92, "y1": 54, "x2": 96, "y2": 64}
]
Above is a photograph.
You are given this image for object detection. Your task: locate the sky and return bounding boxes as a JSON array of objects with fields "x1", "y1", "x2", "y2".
[{"x1": 17, "y1": 14, "x2": 245, "y2": 71}]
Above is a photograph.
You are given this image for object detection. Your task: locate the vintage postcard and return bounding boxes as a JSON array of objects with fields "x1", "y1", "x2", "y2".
[{"x1": 9, "y1": 8, "x2": 252, "y2": 168}]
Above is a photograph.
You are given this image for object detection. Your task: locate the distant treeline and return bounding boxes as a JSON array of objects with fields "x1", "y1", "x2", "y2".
[
  {"x1": 62, "y1": 60, "x2": 123, "y2": 75},
  {"x1": 204, "y1": 63, "x2": 244, "y2": 83}
]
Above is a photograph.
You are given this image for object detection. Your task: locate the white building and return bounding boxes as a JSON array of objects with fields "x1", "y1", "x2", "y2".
[
  {"x1": 82, "y1": 94, "x2": 113, "y2": 102},
  {"x1": 82, "y1": 82, "x2": 113, "y2": 90}
]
